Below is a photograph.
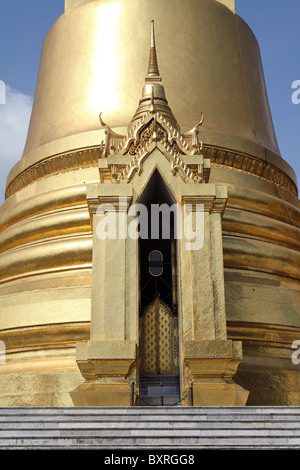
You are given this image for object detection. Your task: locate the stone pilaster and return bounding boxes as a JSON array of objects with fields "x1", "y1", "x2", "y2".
[
  {"x1": 179, "y1": 185, "x2": 249, "y2": 405},
  {"x1": 70, "y1": 184, "x2": 137, "y2": 406}
]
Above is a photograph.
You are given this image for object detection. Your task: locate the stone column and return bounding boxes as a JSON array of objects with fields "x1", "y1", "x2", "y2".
[
  {"x1": 179, "y1": 184, "x2": 249, "y2": 406},
  {"x1": 71, "y1": 184, "x2": 137, "y2": 406}
]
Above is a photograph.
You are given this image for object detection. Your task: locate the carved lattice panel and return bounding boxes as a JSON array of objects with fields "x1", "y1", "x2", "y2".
[{"x1": 140, "y1": 297, "x2": 178, "y2": 375}]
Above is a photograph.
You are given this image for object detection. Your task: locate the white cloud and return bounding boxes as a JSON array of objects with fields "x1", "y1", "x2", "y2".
[{"x1": 0, "y1": 85, "x2": 33, "y2": 205}]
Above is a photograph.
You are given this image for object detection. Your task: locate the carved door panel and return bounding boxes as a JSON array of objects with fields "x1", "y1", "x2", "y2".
[{"x1": 140, "y1": 296, "x2": 179, "y2": 375}]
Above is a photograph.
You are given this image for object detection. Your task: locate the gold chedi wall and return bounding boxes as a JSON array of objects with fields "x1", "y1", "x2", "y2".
[{"x1": 0, "y1": 0, "x2": 299, "y2": 406}]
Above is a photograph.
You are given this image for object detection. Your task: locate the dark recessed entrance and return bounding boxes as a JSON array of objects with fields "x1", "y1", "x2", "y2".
[{"x1": 138, "y1": 170, "x2": 180, "y2": 406}]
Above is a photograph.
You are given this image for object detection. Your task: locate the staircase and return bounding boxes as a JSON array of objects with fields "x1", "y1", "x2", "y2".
[{"x1": 0, "y1": 407, "x2": 300, "y2": 449}]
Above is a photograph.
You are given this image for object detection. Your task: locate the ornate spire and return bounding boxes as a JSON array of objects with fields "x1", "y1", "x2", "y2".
[
  {"x1": 129, "y1": 21, "x2": 179, "y2": 131},
  {"x1": 147, "y1": 20, "x2": 161, "y2": 80}
]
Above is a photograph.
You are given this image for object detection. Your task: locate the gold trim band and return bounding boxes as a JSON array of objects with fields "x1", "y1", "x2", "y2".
[{"x1": 5, "y1": 144, "x2": 297, "y2": 199}]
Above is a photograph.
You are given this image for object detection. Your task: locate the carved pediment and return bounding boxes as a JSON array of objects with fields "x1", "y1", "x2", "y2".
[{"x1": 98, "y1": 111, "x2": 210, "y2": 185}]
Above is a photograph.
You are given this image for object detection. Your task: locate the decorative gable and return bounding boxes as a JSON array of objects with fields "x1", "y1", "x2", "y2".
[{"x1": 98, "y1": 110, "x2": 210, "y2": 184}]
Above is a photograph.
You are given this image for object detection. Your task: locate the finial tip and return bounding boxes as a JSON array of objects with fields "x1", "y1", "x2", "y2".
[{"x1": 147, "y1": 20, "x2": 159, "y2": 77}]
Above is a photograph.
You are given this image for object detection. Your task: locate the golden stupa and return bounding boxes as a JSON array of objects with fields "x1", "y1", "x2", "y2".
[{"x1": 0, "y1": 0, "x2": 299, "y2": 407}]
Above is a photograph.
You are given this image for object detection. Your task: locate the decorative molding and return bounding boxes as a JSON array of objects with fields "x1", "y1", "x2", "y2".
[
  {"x1": 205, "y1": 146, "x2": 297, "y2": 195},
  {"x1": 5, "y1": 140, "x2": 297, "y2": 200},
  {"x1": 5, "y1": 147, "x2": 101, "y2": 199},
  {"x1": 116, "y1": 141, "x2": 207, "y2": 184}
]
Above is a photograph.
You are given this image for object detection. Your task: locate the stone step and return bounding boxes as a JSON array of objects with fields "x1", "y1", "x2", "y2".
[
  {"x1": 0, "y1": 427, "x2": 300, "y2": 436},
  {"x1": 1, "y1": 408, "x2": 300, "y2": 419},
  {"x1": 0, "y1": 436, "x2": 300, "y2": 449},
  {"x1": 2, "y1": 406, "x2": 300, "y2": 413},
  {"x1": 0, "y1": 407, "x2": 299, "y2": 449},
  {"x1": 1, "y1": 420, "x2": 300, "y2": 429}
]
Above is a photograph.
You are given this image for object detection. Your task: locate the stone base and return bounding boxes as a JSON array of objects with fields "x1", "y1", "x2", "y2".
[
  {"x1": 183, "y1": 339, "x2": 249, "y2": 406},
  {"x1": 75, "y1": 340, "x2": 136, "y2": 380},
  {"x1": 70, "y1": 382, "x2": 133, "y2": 407},
  {"x1": 70, "y1": 339, "x2": 136, "y2": 406},
  {"x1": 183, "y1": 381, "x2": 249, "y2": 406}
]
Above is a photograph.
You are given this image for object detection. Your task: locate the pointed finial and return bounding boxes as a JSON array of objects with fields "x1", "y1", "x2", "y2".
[
  {"x1": 147, "y1": 20, "x2": 161, "y2": 80},
  {"x1": 150, "y1": 19, "x2": 155, "y2": 48},
  {"x1": 128, "y1": 20, "x2": 180, "y2": 131}
]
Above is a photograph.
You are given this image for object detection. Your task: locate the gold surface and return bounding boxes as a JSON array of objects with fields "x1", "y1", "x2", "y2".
[
  {"x1": 7, "y1": 0, "x2": 297, "y2": 189},
  {"x1": 65, "y1": 0, "x2": 236, "y2": 14}
]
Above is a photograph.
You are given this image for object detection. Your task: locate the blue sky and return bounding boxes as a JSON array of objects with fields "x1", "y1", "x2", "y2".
[{"x1": 0, "y1": 0, "x2": 299, "y2": 204}]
